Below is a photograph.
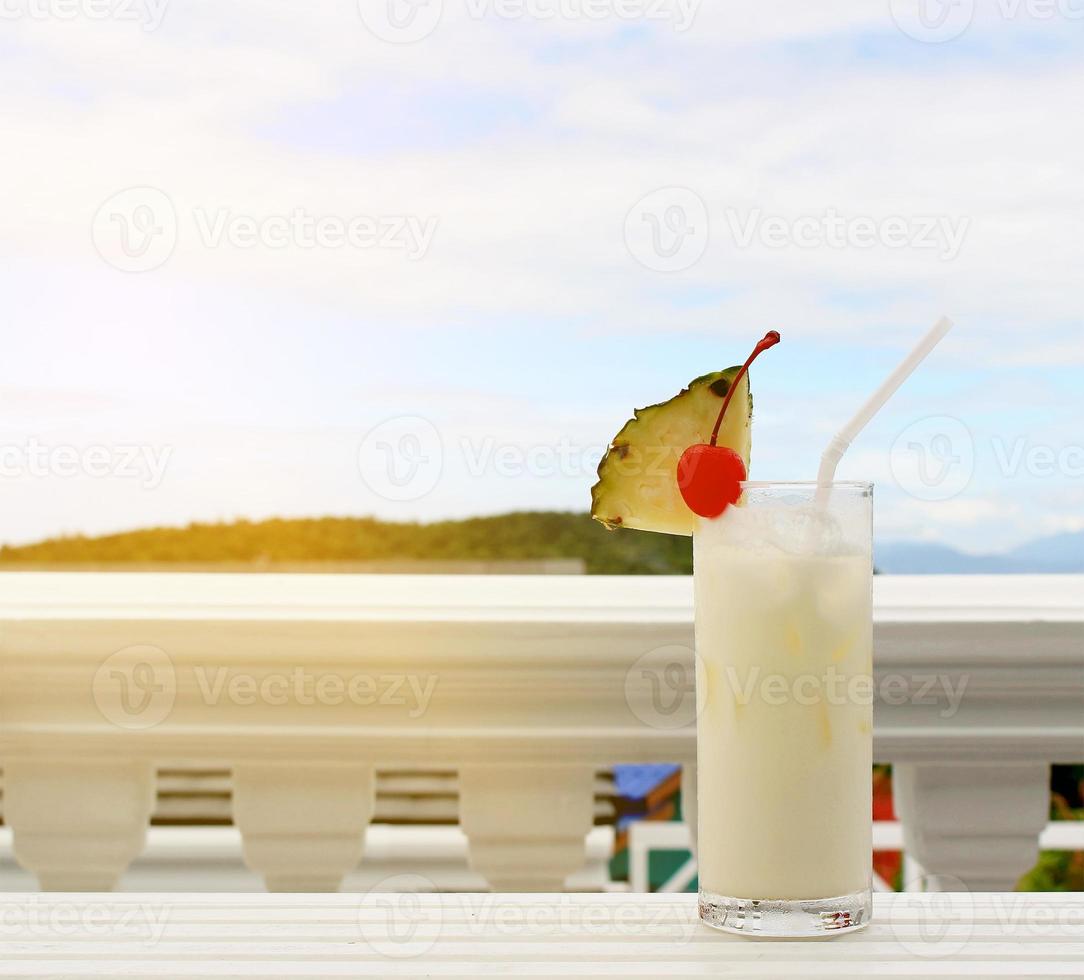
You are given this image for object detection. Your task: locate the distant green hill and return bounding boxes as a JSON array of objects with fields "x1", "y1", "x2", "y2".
[{"x1": 0, "y1": 513, "x2": 692, "y2": 575}]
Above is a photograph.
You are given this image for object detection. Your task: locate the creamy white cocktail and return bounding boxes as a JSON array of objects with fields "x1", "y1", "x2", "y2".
[
  {"x1": 694, "y1": 483, "x2": 873, "y2": 933},
  {"x1": 591, "y1": 320, "x2": 952, "y2": 938}
]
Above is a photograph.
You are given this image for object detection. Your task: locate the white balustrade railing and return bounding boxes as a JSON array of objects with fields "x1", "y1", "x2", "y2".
[{"x1": 0, "y1": 572, "x2": 1081, "y2": 893}]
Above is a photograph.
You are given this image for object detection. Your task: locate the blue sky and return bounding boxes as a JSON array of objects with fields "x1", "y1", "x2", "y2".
[{"x1": 0, "y1": 1, "x2": 1082, "y2": 551}]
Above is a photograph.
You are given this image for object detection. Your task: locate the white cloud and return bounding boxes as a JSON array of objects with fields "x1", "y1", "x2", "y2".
[
  {"x1": 0, "y1": 1, "x2": 1081, "y2": 547},
  {"x1": 3, "y1": 2, "x2": 1084, "y2": 354}
]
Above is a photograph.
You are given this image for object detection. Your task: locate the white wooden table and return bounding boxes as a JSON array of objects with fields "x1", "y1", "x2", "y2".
[{"x1": 1, "y1": 893, "x2": 1081, "y2": 976}]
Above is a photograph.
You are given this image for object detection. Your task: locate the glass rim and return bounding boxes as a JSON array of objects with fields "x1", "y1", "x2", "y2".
[{"x1": 739, "y1": 480, "x2": 873, "y2": 491}]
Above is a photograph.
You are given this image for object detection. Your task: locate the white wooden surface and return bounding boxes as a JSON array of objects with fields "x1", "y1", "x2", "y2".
[
  {"x1": 0, "y1": 573, "x2": 1081, "y2": 893},
  {"x1": 0, "y1": 892, "x2": 1081, "y2": 977}
]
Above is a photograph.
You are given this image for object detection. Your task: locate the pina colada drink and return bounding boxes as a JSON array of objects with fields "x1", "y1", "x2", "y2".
[
  {"x1": 591, "y1": 330, "x2": 887, "y2": 937},
  {"x1": 694, "y1": 483, "x2": 873, "y2": 933}
]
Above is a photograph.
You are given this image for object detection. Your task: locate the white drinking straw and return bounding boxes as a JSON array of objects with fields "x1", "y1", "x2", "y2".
[{"x1": 817, "y1": 316, "x2": 955, "y2": 490}]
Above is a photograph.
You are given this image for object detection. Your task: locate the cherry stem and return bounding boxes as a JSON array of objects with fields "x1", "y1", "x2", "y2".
[{"x1": 708, "y1": 330, "x2": 782, "y2": 446}]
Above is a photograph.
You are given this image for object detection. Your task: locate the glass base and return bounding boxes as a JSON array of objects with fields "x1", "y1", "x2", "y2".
[{"x1": 698, "y1": 887, "x2": 872, "y2": 937}]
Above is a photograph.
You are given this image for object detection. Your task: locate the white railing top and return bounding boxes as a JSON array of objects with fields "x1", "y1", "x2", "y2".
[
  {"x1": 0, "y1": 571, "x2": 1082, "y2": 622},
  {"x1": 1, "y1": 573, "x2": 1081, "y2": 767}
]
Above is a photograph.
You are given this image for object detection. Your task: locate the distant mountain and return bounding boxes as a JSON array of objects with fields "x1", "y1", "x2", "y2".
[
  {"x1": 877, "y1": 531, "x2": 1084, "y2": 574},
  {"x1": 0, "y1": 513, "x2": 694, "y2": 575},
  {"x1": 1, "y1": 514, "x2": 1079, "y2": 575},
  {"x1": 1006, "y1": 531, "x2": 1084, "y2": 570}
]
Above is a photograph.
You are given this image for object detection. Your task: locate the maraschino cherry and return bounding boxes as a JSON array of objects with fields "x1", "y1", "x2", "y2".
[{"x1": 677, "y1": 331, "x2": 781, "y2": 519}]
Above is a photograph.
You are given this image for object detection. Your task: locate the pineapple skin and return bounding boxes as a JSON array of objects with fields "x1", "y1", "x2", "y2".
[{"x1": 590, "y1": 367, "x2": 751, "y2": 537}]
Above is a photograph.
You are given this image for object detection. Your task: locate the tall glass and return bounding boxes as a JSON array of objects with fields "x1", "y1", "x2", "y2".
[{"x1": 694, "y1": 482, "x2": 873, "y2": 936}]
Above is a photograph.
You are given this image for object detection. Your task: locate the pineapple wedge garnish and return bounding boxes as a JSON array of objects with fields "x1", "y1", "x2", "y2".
[{"x1": 590, "y1": 367, "x2": 752, "y2": 536}]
